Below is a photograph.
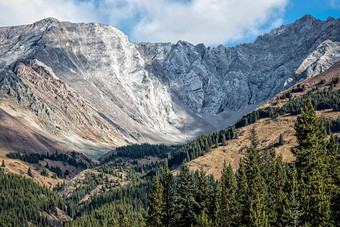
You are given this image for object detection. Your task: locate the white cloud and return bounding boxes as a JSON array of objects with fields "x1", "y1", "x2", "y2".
[
  {"x1": 0, "y1": 0, "x2": 97, "y2": 26},
  {"x1": 100, "y1": 0, "x2": 288, "y2": 45},
  {"x1": 328, "y1": 0, "x2": 340, "y2": 9},
  {"x1": 0, "y1": 0, "x2": 288, "y2": 45}
]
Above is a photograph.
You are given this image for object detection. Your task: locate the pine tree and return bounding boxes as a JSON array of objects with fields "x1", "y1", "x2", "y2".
[
  {"x1": 215, "y1": 163, "x2": 238, "y2": 227},
  {"x1": 236, "y1": 162, "x2": 249, "y2": 226},
  {"x1": 175, "y1": 162, "x2": 197, "y2": 226},
  {"x1": 245, "y1": 128, "x2": 269, "y2": 227},
  {"x1": 161, "y1": 160, "x2": 175, "y2": 227},
  {"x1": 294, "y1": 99, "x2": 332, "y2": 226},
  {"x1": 279, "y1": 133, "x2": 284, "y2": 145},
  {"x1": 146, "y1": 174, "x2": 165, "y2": 227},
  {"x1": 27, "y1": 167, "x2": 33, "y2": 178},
  {"x1": 328, "y1": 134, "x2": 340, "y2": 223},
  {"x1": 194, "y1": 167, "x2": 210, "y2": 217},
  {"x1": 222, "y1": 134, "x2": 227, "y2": 146},
  {"x1": 282, "y1": 164, "x2": 303, "y2": 227},
  {"x1": 195, "y1": 210, "x2": 212, "y2": 227},
  {"x1": 118, "y1": 208, "x2": 129, "y2": 227},
  {"x1": 215, "y1": 138, "x2": 219, "y2": 148},
  {"x1": 268, "y1": 155, "x2": 287, "y2": 225},
  {"x1": 1, "y1": 160, "x2": 5, "y2": 167}
]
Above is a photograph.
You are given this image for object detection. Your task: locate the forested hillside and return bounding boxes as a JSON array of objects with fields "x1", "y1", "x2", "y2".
[{"x1": 145, "y1": 100, "x2": 340, "y2": 226}]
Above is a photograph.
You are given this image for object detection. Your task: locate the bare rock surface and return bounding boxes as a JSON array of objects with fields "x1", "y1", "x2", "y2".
[{"x1": 1, "y1": 15, "x2": 340, "y2": 151}]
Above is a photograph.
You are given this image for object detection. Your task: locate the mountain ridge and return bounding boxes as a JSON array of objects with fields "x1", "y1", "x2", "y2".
[{"x1": 1, "y1": 15, "x2": 340, "y2": 157}]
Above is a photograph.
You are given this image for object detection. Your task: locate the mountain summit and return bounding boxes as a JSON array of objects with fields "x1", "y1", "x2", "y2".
[{"x1": 1, "y1": 15, "x2": 340, "y2": 156}]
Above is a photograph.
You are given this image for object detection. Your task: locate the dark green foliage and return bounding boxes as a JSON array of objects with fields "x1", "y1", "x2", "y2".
[
  {"x1": 1, "y1": 160, "x2": 4, "y2": 167},
  {"x1": 104, "y1": 143, "x2": 177, "y2": 162},
  {"x1": 282, "y1": 164, "x2": 303, "y2": 227},
  {"x1": 294, "y1": 99, "x2": 332, "y2": 226},
  {"x1": 169, "y1": 127, "x2": 237, "y2": 167},
  {"x1": 319, "y1": 79, "x2": 326, "y2": 85},
  {"x1": 40, "y1": 169, "x2": 49, "y2": 177},
  {"x1": 279, "y1": 133, "x2": 285, "y2": 145},
  {"x1": 146, "y1": 174, "x2": 165, "y2": 226},
  {"x1": 215, "y1": 163, "x2": 238, "y2": 226},
  {"x1": 27, "y1": 167, "x2": 34, "y2": 178},
  {"x1": 291, "y1": 84, "x2": 305, "y2": 93},
  {"x1": 0, "y1": 168, "x2": 65, "y2": 226},
  {"x1": 6, "y1": 151, "x2": 90, "y2": 168},
  {"x1": 160, "y1": 161, "x2": 175, "y2": 227},
  {"x1": 236, "y1": 162, "x2": 249, "y2": 226},
  {"x1": 175, "y1": 162, "x2": 198, "y2": 226},
  {"x1": 244, "y1": 129, "x2": 269, "y2": 227},
  {"x1": 331, "y1": 77, "x2": 339, "y2": 86}
]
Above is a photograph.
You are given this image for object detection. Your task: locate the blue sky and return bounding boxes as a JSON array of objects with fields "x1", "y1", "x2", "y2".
[{"x1": 0, "y1": 0, "x2": 339, "y2": 46}]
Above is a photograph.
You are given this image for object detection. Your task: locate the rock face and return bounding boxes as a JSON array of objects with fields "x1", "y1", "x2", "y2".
[{"x1": 1, "y1": 15, "x2": 340, "y2": 149}]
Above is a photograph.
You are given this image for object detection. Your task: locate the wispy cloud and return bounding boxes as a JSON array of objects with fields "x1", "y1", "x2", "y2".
[
  {"x1": 0, "y1": 0, "x2": 97, "y2": 26},
  {"x1": 328, "y1": 0, "x2": 340, "y2": 9},
  {"x1": 0, "y1": 0, "x2": 288, "y2": 45}
]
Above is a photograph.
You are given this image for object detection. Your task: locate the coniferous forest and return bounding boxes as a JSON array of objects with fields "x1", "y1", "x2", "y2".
[{"x1": 1, "y1": 98, "x2": 340, "y2": 226}]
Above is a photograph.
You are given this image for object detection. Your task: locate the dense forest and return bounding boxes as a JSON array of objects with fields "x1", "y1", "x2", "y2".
[
  {"x1": 145, "y1": 100, "x2": 340, "y2": 226},
  {"x1": 0, "y1": 168, "x2": 66, "y2": 226},
  {"x1": 1, "y1": 89, "x2": 340, "y2": 226}
]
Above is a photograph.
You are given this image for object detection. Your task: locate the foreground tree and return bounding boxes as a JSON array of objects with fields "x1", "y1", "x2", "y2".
[
  {"x1": 161, "y1": 160, "x2": 175, "y2": 227},
  {"x1": 146, "y1": 174, "x2": 165, "y2": 227},
  {"x1": 245, "y1": 128, "x2": 269, "y2": 227},
  {"x1": 175, "y1": 162, "x2": 198, "y2": 226},
  {"x1": 215, "y1": 163, "x2": 238, "y2": 227},
  {"x1": 294, "y1": 99, "x2": 332, "y2": 226}
]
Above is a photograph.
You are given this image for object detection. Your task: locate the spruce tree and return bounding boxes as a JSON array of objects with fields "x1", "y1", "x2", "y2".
[
  {"x1": 328, "y1": 134, "x2": 340, "y2": 223},
  {"x1": 175, "y1": 162, "x2": 197, "y2": 226},
  {"x1": 1, "y1": 160, "x2": 5, "y2": 167},
  {"x1": 27, "y1": 167, "x2": 33, "y2": 178},
  {"x1": 196, "y1": 210, "x2": 212, "y2": 227},
  {"x1": 268, "y1": 156, "x2": 287, "y2": 225},
  {"x1": 161, "y1": 160, "x2": 175, "y2": 227},
  {"x1": 237, "y1": 162, "x2": 249, "y2": 226},
  {"x1": 222, "y1": 134, "x2": 227, "y2": 146},
  {"x1": 282, "y1": 164, "x2": 303, "y2": 227},
  {"x1": 294, "y1": 99, "x2": 332, "y2": 226},
  {"x1": 279, "y1": 133, "x2": 284, "y2": 145},
  {"x1": 194, "y1": 167, "x2": 210, "y2": 217},
  {"x1": 215, "y1": 163, "x2": 238, "y2": 227},
  {"x1": 245, "y1": 128, "x2": 269, "y2": 227},
  {"x1": 146, "y1": 174, "x2": 165, "y2": 227}
]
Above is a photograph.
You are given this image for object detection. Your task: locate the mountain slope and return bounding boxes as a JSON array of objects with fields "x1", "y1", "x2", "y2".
[
  {"x1": 0, "y1": 15, "x2": 340, "y2": 150},
  {"x1": 180, "y1": 61, "x2": 340, "y2": 178}
]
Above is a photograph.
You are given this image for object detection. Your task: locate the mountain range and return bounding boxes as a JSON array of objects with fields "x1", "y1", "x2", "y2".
[{"x1": 0, "y1": 14, "x2": 340, "y2": 158}]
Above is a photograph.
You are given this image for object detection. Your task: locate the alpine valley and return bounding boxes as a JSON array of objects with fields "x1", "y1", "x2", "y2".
[{"x1": 0, "y1": 14, "x2": 340, "y2": 227}]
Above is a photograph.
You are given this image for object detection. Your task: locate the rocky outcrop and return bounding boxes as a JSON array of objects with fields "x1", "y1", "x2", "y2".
[{"x1": 0, "y1": 15, "x2": 340, "y2": 148}]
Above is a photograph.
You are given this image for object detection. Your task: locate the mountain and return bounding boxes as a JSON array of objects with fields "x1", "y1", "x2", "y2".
[
  {"x1": 1, "y1": 15, "x2": 340, "y2": 158},
  {"x1": 178, "y1": 61, "x2": 340, "y2": 178}
]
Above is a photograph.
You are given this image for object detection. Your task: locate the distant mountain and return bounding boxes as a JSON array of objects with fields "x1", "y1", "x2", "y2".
[{"x1": 1, "y1": 15, "x2": 340, "y2": 157}]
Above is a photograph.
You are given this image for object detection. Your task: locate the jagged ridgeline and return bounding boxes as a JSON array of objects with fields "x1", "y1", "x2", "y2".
[{"x1": 169, "y1": 88, "x2": 340, "y2": 167}]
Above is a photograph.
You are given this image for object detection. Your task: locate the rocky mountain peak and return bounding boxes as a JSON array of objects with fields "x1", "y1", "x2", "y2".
[{"x1": 1, "y1": 15, "x2": 340, "y2": 149}]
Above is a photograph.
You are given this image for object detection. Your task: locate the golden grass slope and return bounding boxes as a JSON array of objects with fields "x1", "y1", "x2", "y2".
[{"x1": 183, "y1": 110, "x2": 340, "y2": 179}]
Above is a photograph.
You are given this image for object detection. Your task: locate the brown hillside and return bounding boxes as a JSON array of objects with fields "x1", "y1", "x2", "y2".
[
  {"x1": 180, "y1": 109, "x2": 340, "y2": 179},
  {"x1": 0, "y1": 149, "x2": 63, "y2": 188}
]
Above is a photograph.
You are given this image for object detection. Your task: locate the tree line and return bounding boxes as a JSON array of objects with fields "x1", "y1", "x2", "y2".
[
  {"x1": 169, "y1": 89, "x2": 340, "y2": 168},
  {"x1": 147, "y1": 100, "x2": 340, "y2": 226}
]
